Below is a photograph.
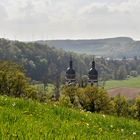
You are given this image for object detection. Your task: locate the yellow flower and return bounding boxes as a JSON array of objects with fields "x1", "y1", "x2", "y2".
[{"x1": 99, "y1": 128, "x2": 102, "y2": 132}]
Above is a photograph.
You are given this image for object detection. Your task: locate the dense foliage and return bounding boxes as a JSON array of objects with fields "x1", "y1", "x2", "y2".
[
  {"x1": 0, "y1": 61, "x2": 47, "y2": 101},
  {"x1": 61, "y1": 85, "x2": 140, "y2": 120}
]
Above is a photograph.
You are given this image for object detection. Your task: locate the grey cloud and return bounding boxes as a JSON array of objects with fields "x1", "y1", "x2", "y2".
[
  {"x1": 0, "y1": 4, "x2": 8, "y2": 20},
  {"x1": 0, "y1": 0, "x2": 140, "y2": 40}
]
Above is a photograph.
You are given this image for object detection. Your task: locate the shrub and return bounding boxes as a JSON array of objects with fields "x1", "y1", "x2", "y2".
[
  {"x1": 0, "y1": 61, "x2": 29, "y2": 97},
  {"x1": 135, "y1": 96, "x2": 140, "y2": 120},
  {"x1": 77, "y1": 86, "x2": 113, "y2": 113},
  {"x1": 61, "y1": 85, "x2": 78, "y2": 105},
  {"x1": 113, "y1": 94, "x2": 129, "y2": 117},
  {"x1": 0, "y1": 61, "x2": 47, "y2": 101},
  {"x1": 58, "y1": 95, "x2": 73, "y2": 108},
  {"x1": 128, "y1": 104, "x2": 137, "y2": 119},
  {"x1": 61, "y1": 85, "x2": 113, "y2": 113}
]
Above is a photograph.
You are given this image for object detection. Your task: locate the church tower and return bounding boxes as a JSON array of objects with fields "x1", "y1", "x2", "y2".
[
  {"x1": 88, "y1": 58, "x2": 98, "y2": 86},
  {"x1": 65, "y1": 57, "x2": 76, "y2": 85}
]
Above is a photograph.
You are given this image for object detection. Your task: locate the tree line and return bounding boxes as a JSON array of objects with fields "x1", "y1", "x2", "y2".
[{"x1": 0, "y1": 38, "x2": 140, "y2": 86}]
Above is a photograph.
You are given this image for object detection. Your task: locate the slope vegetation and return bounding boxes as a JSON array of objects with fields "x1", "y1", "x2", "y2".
[{"x1": 0, "y1": 96, "x2": 140, "y2": 140}]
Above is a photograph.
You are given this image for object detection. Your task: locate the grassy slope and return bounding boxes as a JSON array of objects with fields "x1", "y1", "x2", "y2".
[
  {"x1": 0, "y1": 96, "x2": 140, "y2": 140},
  {"x1": 105, "y1": 77, "x2": 140, "y2": 90}
]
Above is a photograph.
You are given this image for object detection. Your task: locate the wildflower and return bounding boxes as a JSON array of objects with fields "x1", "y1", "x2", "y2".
[
  {"x1": 110, "y1": 125, "x2": 113, "y2": 128},
  {"x1": 99, "y1": 128, "x2": 102, "y2": 132},
  {"x1": 133, "y1": 132, "x2": 136, "y2": 135},
  {"x1": 87, "y1": 111, "x2": 91, "y2": 114},
  {"x1": 86, "y1": 123, "x2": 89, "y2": 127},
  {"x1": 12, "y1": 102, "x2": 16, "y2": 107},
  {"x1": 102, "y1": 114, "x2": 105, "y2": 118},
  {"x1": 121, "y1": 129, "x2": 124, "y2": 132}
]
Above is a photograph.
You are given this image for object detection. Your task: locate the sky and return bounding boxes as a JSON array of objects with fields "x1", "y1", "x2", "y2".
[{"x1": 0, "y1": 0, "x2": 140, "y2": 41}]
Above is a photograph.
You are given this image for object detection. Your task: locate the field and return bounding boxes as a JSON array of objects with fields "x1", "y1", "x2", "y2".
[
  {"x1": 105, "y1": 77, "x2": 140, "y2": 99},
  {"x1": 105, "y1": 77, "x2": 140, "y2": 90},
  {"x1": 0, "y1": 96, "x2": 140, "y2": 140}
]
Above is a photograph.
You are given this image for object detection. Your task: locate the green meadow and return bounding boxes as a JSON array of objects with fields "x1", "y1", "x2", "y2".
[
  {"x1": 0, "y1": 95, "x2": 140, "y2": 140},
  {"x1": 105, "y1": 77, "x2": 140, "y2": 89}
]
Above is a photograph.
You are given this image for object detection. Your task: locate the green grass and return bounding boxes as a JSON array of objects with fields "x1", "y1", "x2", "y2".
[
  {"x1": 0, "y1": 96, "x2": 140, "y2": 140},
  {"x1": 105, "y1": 76, "x2": 140, "y2": 90}
]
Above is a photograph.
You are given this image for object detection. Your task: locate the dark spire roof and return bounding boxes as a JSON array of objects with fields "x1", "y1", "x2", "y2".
[
  {"x1": 88, "y1": 58, "x2": 98, "y2": 80},
  {"x1": 69, "y1": 55, "x2": 73, "y2": 69},
  {"x1": 66, "y1": 56, "x2": 76, "y2": 79},
  {"x1": 92, "y1": 58, "x2": 95, "y2": 69}
]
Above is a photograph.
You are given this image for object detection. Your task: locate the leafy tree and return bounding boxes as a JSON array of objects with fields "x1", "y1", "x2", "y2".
[
  {"x1": 116, "y1": 66, "x2": 127, "y2": 80},
  {"x1": 0, "y1": 61, "x2": 29, "y2": 97},
  {"x1": 0, "y1": 61, "x2": 46, "y2": 101}
]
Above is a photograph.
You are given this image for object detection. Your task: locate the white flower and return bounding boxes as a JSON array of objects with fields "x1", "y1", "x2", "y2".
[
  {"x1": 12, "y1": 102, "x2": 16, "y2": 107},
  {"x1": 86, "y1": 123, "x2": 89, "y2": 126},
  {"x1": 133, "y1": 132, "x2": 136, "y2": 135},
  {"x1": 110, "y1": 125, "x2": 113, "y2": 128},
  {"x1": 87, "y1": 111, "x2": 91, "y2": 114}
]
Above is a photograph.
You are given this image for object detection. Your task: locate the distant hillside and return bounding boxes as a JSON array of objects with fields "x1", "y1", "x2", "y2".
[{"x1": 37, "y1": 37, "x2": 140, "y2": 59}]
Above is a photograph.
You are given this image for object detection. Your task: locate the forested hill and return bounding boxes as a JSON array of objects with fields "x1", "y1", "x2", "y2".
[
  {"x1": 0, "y1": 38, "x2": 93, "y2": 84},
  {"x1": 0, "y1": 38, "x2": 140, "y2": 84},
  {"x1": 37, "y1": 37, "x2": 140, "y2": 59}
]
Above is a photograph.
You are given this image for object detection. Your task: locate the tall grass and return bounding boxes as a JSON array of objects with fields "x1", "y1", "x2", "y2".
[{"x1": 0, "y1": 95, "x2": 140, "y2": 140}]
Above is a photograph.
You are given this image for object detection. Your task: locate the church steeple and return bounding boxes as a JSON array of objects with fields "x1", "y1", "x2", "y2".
[
  {"x1": 92, "y1": 58, "x2": 95, "y2": 69},
  {"x1": 65, "y1": 56, "x2": 76, "y2": 85},
  {"x1": 88, "y1": 57, "x2": 98, "y2": 86},
  {"x1": 70, "y1": 55, "x2": 73, "y2": 69}
]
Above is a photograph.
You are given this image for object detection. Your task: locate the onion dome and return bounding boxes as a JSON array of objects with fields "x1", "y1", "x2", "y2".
[
  {"x1": 66, "y1": 57, "x2": 76, "y2": 79},
  {"x1": 88, "y1": 59, "x2": 98, "y2": 80}
]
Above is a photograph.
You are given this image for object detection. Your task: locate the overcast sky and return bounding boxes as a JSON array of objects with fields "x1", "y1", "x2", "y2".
[{"x1": 0, "y1": 0, "x2": 140, "y2": 41}]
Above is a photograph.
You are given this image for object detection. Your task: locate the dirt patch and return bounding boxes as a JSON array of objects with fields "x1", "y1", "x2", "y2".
[{"x1": 107, "y1": 87, "x2": 140, "y2": 100}]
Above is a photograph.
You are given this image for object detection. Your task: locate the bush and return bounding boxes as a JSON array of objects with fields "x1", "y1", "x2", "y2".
[
  {"x1": 135, "y1": 96, "x2": 140, "y2": 120},
  {"x1": 58, "y1": 95, "x2": 73, "y2": 108},
  {"x1": 61, "y1": 85, "x2": 113, "y2": 113},
  {"x1": 77, "y1": 86, "x2": 113, "y2": 113},
  {"x1": 0, "y1": 61, "x2": 47, "y2": 101},
  {"x1": 113, "y1": 94, "x2": 129, "y2": 117},
  {"x1": 0, "y1": 61, "x2": 29, "y2": 97},
  {"x1": 61, "y1": 85, "x2": 78, "y2": 105},
  {"x1": 128, "y1": 104, "x2": 137, "y2": 119}
]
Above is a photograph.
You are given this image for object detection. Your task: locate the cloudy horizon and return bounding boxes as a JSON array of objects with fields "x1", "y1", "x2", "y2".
[{"x1": 0, "y1": 0, "x2": 140, "y2": 41}]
